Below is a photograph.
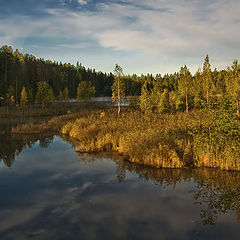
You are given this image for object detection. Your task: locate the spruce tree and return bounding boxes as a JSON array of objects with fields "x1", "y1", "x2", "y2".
[
  {"x1": 178, "y1": 65, "x2": 193, "y2": 112},
  {"x1": 202, "y1": 55, "x2": 214, "y2": 104},
  {"x1": 158, "y1": 89, "x2": 170, "y2": 113}
]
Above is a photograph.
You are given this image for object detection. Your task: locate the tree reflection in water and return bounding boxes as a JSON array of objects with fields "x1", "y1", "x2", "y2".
[
  {"x1": 0, "y1": 133, "x2": 53, "y2": 167},
  {"x1": 1, "y1": 133, "x2": 240, "y2": 226},
  {"x1": 73, "y1": 146, "x2": 240, "y2": 226},
  {"x1": 116, "y1": 158, "x2": 240, "y2": 225}
]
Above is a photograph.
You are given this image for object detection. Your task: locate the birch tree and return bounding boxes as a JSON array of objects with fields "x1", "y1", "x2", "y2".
[{"x1": 112, "y1": 64, "x2": 125, "y2": 115}]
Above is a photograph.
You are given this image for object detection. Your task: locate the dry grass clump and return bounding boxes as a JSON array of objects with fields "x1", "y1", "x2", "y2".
[{"x1": 61, "y1": 109, "x2": 221, "y2": 169}]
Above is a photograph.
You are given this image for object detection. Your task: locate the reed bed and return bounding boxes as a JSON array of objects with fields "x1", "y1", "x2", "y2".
[
  {"x1": 61, "y1": 109, "x2": 240, "y2": 170},
  {"x1": 12, "y1": 108, "x2": 240, "y2": 171}
]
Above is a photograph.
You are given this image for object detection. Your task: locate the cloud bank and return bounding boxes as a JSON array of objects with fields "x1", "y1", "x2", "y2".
[{"x1": 1, "y1": 0, "x2": 240, "y2": 74}]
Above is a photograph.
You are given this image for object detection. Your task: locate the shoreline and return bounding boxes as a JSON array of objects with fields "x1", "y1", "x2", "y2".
[{"x1": 11, "y1": 108, "x2": 240, "y2": 171}]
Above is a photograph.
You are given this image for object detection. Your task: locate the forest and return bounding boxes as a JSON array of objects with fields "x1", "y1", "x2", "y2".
[
  {"x1": 0, "y1": 45, "x2": 240, "y2": 117},
  {"x1": 0, "y1": 45, "x2": 114, "y2": 104},
  {"x1": 1, "y1": 45, "x2": 240, "y2": 171}
]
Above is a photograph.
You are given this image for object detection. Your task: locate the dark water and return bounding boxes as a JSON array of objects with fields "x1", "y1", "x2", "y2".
[{"x1": 0, "y1": 133, "x2": 240, "y2": 240}]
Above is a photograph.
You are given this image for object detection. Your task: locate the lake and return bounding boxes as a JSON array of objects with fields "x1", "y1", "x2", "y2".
[{"x1": 0, "y1": 131, "x2": 240, "y2": 239}]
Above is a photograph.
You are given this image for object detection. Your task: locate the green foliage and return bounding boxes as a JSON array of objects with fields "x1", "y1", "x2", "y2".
[
  {"x1": 1, "y1": 44, "x2": 240, "y2": 121},
  {"x1": 0, "y1": 45, "x2": 114, "y2": 103},
  {"x1": 129, "y1": 96, "x2": 140, "y2": 110},
  {"x1": 20, "y1": 87, "x2": 28, "y2": 106},
  {"x1": 35, "y1": 81, "x2": 54, "y2": 108},
  {"x1": 178, "y1": 65, "x2": 193, "y2": 112},
  {"x1": 211, "y1": 97, "x2": 239, "y2": 147},
  {"x1": 225, "y1": 60, "x2": 240, "y2": 115},
  {"x1": 174, "y1": 92, "x2": 185, "y2": 112},
  {"x1": 77, "y1": 81, "x2": 95, "y2": 100},
  {"x1": 158, "y1": 89, "x2": 170, "y2": 113},
  {"x1": 202, "y1": 54, "x2": 215, "y2": 103},
  {"x1": 139, "y1": 82, "x2": 155, "y2": 112},
  {"x1": 194, "y1": 91, "x2": 205, "y2": 109}
]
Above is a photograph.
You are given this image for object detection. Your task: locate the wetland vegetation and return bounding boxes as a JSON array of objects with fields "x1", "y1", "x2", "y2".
[{"x1": 1, "y1": 45, "x2": 239, "y2": 171}]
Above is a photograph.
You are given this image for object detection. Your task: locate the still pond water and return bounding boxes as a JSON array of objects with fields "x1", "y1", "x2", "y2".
[{"x1": 0, "y1": 130, "x2": 240, "y2": 240}]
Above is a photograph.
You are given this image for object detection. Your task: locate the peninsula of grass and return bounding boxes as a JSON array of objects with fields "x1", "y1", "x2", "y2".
[{"x1": 12, "y1": 107, "x2": 240, "y2": 171}]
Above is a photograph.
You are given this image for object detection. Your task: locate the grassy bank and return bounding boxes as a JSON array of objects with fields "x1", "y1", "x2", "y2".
[{"x1": 12, "y1": 108, "x2": 240, "y2": 171}]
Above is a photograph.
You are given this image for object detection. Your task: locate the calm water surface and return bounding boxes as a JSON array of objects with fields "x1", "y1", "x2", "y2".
[{"x1": 0, "y1": 133, "x2": 240, "y2": 240}]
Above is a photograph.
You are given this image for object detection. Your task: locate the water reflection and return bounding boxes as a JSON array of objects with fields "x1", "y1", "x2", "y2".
[
  {"x1": 0, "y1": 117, "x2": 52, "y2": 167},
  {"x1": 0, "y1": 133, "x2": 53, "y2": 167},
  {"x1": 0, "y1": 134, "x2": 239, "y2": 239},
  {"x1": 116, "y1": 158, "x2": 240, "y2": 225},
  {"x1": 74, "y1": 151, "x2": 240, "y2": 226}
]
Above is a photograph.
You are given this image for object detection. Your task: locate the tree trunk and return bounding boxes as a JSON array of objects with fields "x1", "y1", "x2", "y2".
[
  {"x1": 186, "y1": 94, "x2": 189, "y2": 113},
  {"x1": 15, "y1": 77, "x2": 18, "y2": 104},
  {"x1": 4, "y1": 55, "x2": 7, "y2": 87},
  {"x1": 237, "y1": 100, "x2": 240, "y2": 116},
  {"x1": 117, "y1": 78, "x2": 120, "y2": 115},
  {"x1": 118, "y1": 99, "x2": 120, "y2": 115}
]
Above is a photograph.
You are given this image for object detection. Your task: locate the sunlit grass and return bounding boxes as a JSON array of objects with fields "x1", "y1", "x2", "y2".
[{"x1": 12, "y1": 108, "x2": 240, "y2": 171}]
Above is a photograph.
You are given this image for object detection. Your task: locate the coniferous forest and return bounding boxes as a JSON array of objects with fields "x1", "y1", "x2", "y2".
[
  {"x1": 1, "y1": 45, "x2": 240, "y2": 117},
  {"x1": 0, "y1": 45, "x2": 115, "y2": 103}
]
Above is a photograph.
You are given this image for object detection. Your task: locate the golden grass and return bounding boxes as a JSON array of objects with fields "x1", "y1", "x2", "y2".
[
  {"x1": 59, "y1": 109, "x2": 238, "y2": 170},
  {"x1": 12, "y1": 107, "x2": 240, "y2": 171}
]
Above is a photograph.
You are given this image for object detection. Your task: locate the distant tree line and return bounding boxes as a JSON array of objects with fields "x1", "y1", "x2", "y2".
[
  {"x1": 1, "y1": 45, "x2": 240, "y2": 116},
  {"x1": 138, "y1": 55, "x2": 240, "y2": 116},
  {"x1": 0, "y1": 45, "x2": 115, "y2": 106}
]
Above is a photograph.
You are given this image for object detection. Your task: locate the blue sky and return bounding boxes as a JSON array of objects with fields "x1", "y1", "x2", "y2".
[{"x1": 1, "y1": 0, "x2": 240, "y2": 75}]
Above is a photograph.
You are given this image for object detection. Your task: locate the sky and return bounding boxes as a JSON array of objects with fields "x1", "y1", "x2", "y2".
[{"x1": 1, "y1": 0, "x2": 240, "y2": 75}]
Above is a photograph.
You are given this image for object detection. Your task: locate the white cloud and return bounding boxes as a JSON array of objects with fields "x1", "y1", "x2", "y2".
[
  {"x1": 1, "y1": 0, "x2": 240, "y2": 73},
  {"x1": 77, "y1": 0, "x2": 87, "y2": 5}
]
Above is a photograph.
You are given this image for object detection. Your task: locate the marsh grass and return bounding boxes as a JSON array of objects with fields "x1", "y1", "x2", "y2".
[
  {"x1": 12, "y1": 107, "x2": 240, "y2": 171},
  {"x1": 61, "y1": 109, "x2": 240, "y2": 170}
]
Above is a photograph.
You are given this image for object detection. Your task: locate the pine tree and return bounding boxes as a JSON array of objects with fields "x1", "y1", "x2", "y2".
[
  {"x1": 139, "y1": 82, "x2": 151, "y2": 112},
  {"x1": 20, "y1": 86, "x2": 28, "y2": 106},
  {"x1": 202, "y1": 55, "x2": 214, "y2": 104},
  {"x1": 158, "y1": 89, "x2": 170, "y2": 113},
  {"x1": 193, "y1": 69, "x2": 205, "y2": 109},
  {"x1": 178, "y1": 65, "x2": 193, "y2": 112}
]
